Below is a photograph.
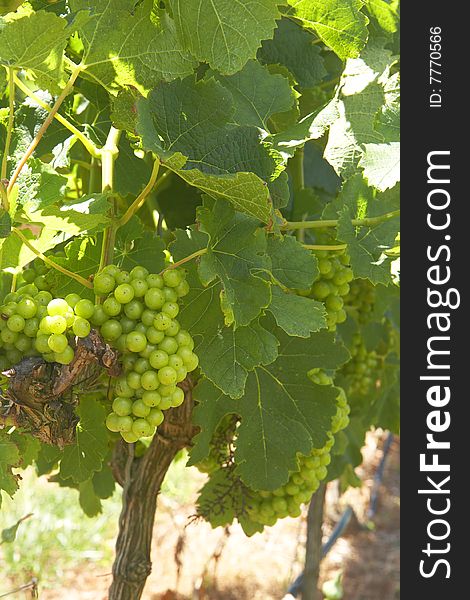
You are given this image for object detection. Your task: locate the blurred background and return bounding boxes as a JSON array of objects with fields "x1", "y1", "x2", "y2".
[{"x1": 0, "y1": 431, "x2": 399, "y2": 600}]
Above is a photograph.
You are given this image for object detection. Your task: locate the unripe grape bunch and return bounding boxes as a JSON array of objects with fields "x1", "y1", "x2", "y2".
[{"x1": 93, "y1": 264, "x2": 198, "y2": 443}]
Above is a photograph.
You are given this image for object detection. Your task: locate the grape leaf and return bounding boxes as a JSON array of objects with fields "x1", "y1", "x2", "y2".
[
  {"x1": 60, "y1": 396, "x2": 108, "y2": 483},
  {"x1": 137, "y1": 77, "x2": 274, "y2": 222},
  {"x1": 266, "y1": 235, "x2": 318, "y2": 289},
  {"x1": 17, "y1": 158, "x2": 67, "y2": 212},
  {"x1": 173, "y1": 228, "x2": 278, "y2": 398},
  {"x1": 258, "y1": 18, "x2": 326, "y2": 88},
  {"x1": 46, "y1": 236, "x2": 101, "y2": 300},
  {"x1": 191, "y1": 324, "x2": 350, "y2": 490},
  {"x1": 213, "y1": 60, "x2": 296, "y2": 130},
  {"x1": 69, "y1": 0, "x2": 196, "y2": 94},
  {"x1": 79, "y1": 479, "x2": 103, "y2": 517},
  {"x1": 197, "y1": 198, "x2": 271, "y2": 326},
  {"x1": 196, "y1": 467, "x2": 263, "y2": 536},
  {"x1": 286, "y1": 0, "x2": 369, "y2": 60},
  {"x1": 92, "y1": 464, "x2": 116, "y2": 499},
  {"x1": 332, "y1": 175, "x2": 399, "y2": 284},
  {"x1": 114, "y1": 217, "x2": 166, "y2": 273},
  {"x1": 168, "y1": 0, "x2": 280, "y2": 74},
  {"x1": 267, "y1": 286, "x2": 326, "y2": 336},
  {"x1": 364, "y1": 0, "x2": 399, "y2": 33},
  {"x1": 359, "y1": 142, "x2": 400, "y2": 191},
  {"x1": 0, "y1": 431, "x2": 21, "y2": 505},
  {"x1": 0, "y1": 6, "x2": 87, "y2": 91}
]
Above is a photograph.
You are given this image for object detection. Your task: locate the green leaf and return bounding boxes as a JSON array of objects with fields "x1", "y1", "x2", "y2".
[
  {"x1": 168, "y1": 0, "x2": 280, "y2": 74},
  {"x1": 196, "y1": 467, "x2": 263, "y2": 536},
  {"x1": 17, "y1": 158, "x2": 67, "y2": 212},
  {"x1": 364, "y1": 0, "x2": 399, "y2": 33},
  {"x1": 286, "y1": 0, "x2": 369, "y2": 60},
  {"x1": 69, "y1": 0, "x2": 196, "y2": 93},
  {"x1": 60, "y1": 396, "x2": 108, "y2": 483},
  {"x1": 323, "y1": 42, "x2": 397, "y2": 177},
  {"x1": 267, "y1": 286, "x2": 326, "y2": 336},
  {"x1": 92, "y1": 464, "x2": 116, "y2": 499},
  {"x1": 213, "y1": 60, "x2": 296, "y2": 130},
  {"x1": 359, "y1": 142, "x2": 400, "y2": 191},
  {"x1": 79, "y1": 479, "x2": 103, "y2": 517},
  {"x1": 258, "y1": 18, "x2": 326, "y2": 88},
  {"x1": 333, "y1": 175, "x2": 400, "y2": 284},
  {"x1": 0, "y1": 430, "x2": 21, "y2": 504},
  {"x1": 267, "y1": 235, "x2": 318, "y2": 289},
  {"x1": 191, "y1": 325, "x2": 350, "y2": 490},
  {"x1": 197, "y1": 198, "x2": 271, "y2": 326},
  {"x1": 268, "y1": 100, "x2": 339, "y2": 159},
  {"x1": 46, "y1": 236, "x2": 101, "y2": 300},
  {"x1": 114, "y1": 217, "x2": 166, "y2": 273},
  {"x1": 0, "y1": 6, "x2": 87, "y2": 91},
  {"x1": 137, "y1": 77, "x2": 275, "y2": 222},
  {"x1": 0, "y1": 210, "x2": 11, "y2": 238}
]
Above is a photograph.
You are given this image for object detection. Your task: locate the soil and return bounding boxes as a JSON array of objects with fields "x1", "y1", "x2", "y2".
[{"x1": 9, "y1": 431, "x2": 400, "y2": 600}]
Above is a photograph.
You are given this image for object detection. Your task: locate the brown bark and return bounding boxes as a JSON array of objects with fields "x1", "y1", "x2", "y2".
[
  {"x1": 109, "y1": 378, "x2": 197, "y2": 600},
  {"x1": 302, "y1": 482, "x2": 327, "y2": 600}
]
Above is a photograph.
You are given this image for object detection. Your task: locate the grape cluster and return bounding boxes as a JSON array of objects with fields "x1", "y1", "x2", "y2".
[
  {"x1": 308, "y1": 236, "x2": 353, "y2": 331},
  {"x1": 246, "y1": 374, "x2": 350, "y2": 527},
  {"x1": 94, "y1": 265, "x2": 199, "y2": 443},
  {"x1": 344, "y1": 278, "x2": 376, "y2": 323}
]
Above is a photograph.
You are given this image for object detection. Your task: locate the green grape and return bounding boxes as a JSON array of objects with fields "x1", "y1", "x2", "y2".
[
  {"x1": 147, "y1": 408, "x2": 164, "y2": 427},
  {"x1": 165, "y1": 320, "x2": 180, "y2": 337},
  {"x1": 146, "y1": 326, "x2": 165, "y2": 344},
  {"x1": 139, "y1": 343, "x2": 156, "y2": 359},
  {"x1": 103, "y1": 297, "x2": 122, "y2": 317},
  {"x1": 162, "y1": 302, "x2": 179, "y2": 319},
  {"x1": 115, "y1": 271, "x2": 131, "y2": 285},
  {"x1": 132, "y1": 418, "x2": 153, "y2": 438},
  {"x1": 171, "y1": 387, "x2": 185, "y2": 407},
  {"x1": 134, "y1": 322, "x2": 147, "y2": 335},
  {"x1": 73, "y1": 317, "x2": 91, "y2": 338},
  {"x1": 120, "y1": 317, "x2": 136, "y2": 334},
  {"x1": 47, "y1": 298, "x2": 69, "y2": 316},
  {"x1": 149, "y1": 349, "x2": 169, "y2": 369},
  {"x1": 6, "y1": 348, "x2": 22, "y2": 364},
  {"x1": 130, "y1": 279, "x2": 148, "y2": 298},
  {"x1": 49, "y1": 315, "x2": 67, "y2": 334},
  {"x1": 54, "y1": 346, "x2": 75, "y2": 365},
  {"x1": 22, "y1": 268, "x2": 36, "y2": 283},
  {"x1": 142, "y1": 390, "x2": 161, "y2": 407},
  {"x1": 74, "y1": 299, "x2": 95, "y2": 319},
  {"x1": 174, "y1": 280, "x2": 190, "y2": 298},
  {"x1": 141, "y1": 309, "x2": 156, "y2": 327},
  {"x1": 48, "y1": 333, "x2": 68, "y2": 353},
  {"x1": 91, "y1": 305, "x2": 109, "y2": 326},
  {"x1": 35, "y1": 334, "x2": 50, "y2": 354},
  {"x1": 1, "y1": 329, "x2": 18, "y2": 344},
  {"x1": 16, "y1": 298, "x2": 37, "y2": 319},
  {"x1": 132, "y1": 399, "x2": 151, "y2": 418},
  {"x1": 7, "y1": 315, "x2": 25, "y2": 332},
  {"x1": 116, "y1": 416, "x2": 134, "y2": 432},
  {"x1": 112, "y1": 397, "x2": 133, "y2": 416},
  {"x1": 34, "y1": 291, "x2": 53, "y2": 306},
  {"x1": 106, "y1": 413, "x2": 121, "y2": 432},
  {"x1": 123, "y1": 299, "x2": 145, "y2": 321},
  {"x1": 175, "y1": 330, "x2": 194, "y2": 349},
  {"x1": 144, "y1": 288, "x2": 165, "y2": 310},
  {"x1": 126, "y1": 331, "x2": 147, "y2": 353},
  {"x1": 158, "y1": 366, "x2": 177, "y2": 386},
  {"x1": 127, "y1": 371, "x2": 142, "y2": 390},
  {"x1": 153, "y1": 313, "x2": 172, "y2": 331},
  {"x1": 23, "y1": 318, "x2": 39, "y2": 338},
  {"x1": 163, "y1": 287, "x2": 178, "y2": 303},
  {"x1": 65, "y1": 293, "x2": 81, "y2": 308},
  {"x1": 130, "y1": 266, "x2": 149, "y2": 280},
  {"x1": 163, "y1": 269, "x2": 183, "y2": 288},
  {"x1": 14, "y1": 334, "x2": 31, "y2": 353},
  {"x1": 115, "y1": 376, "x2": 135, "y2": 398},
  {"x1": 146, "y1": 274, "x2": 164, "y2": 288},
  {"x1": 94, "y1": 273, "x2": 116, "y2": 295},
  {"x1": 133, "y1": 357, "x2": 151, "y2": 374},
  {"x1": 101, "y1": 319, "x2": 123, "y2": 342},
  {"x1": 141, "y1": 370, "x2": 159, "y2": 390},
  {"x1": 159, "y1": 396, "x2": 173, "y2": 410},
  {"x1": 168, "y1": 354, "x2": 183, "y2": 370},
  {"x1": 114, "y1": 283, "x2": 135, "y2": 304},
  {"x1": 158, "y1": 336, "x2": 178, "y2": 355},
  {"x1": 102, "y1": 264, "x2": 120, "y2": 277},
  {"x1": 121, "y1": 431, "x2": 139, "y2": 443}
]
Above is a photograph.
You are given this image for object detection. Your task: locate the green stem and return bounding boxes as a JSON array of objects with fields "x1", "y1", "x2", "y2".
[
  {"x1": 13, "y1": 75, "x2": 101, "y2": 159},
  {"x1": 7, "y1": 63, "x2": 83, "y2": 194},
  {"x1": 288, "y1": 147, "x2": 306, "y2": 243},
  {"x1": 161, "y1": 248, "x2": 207, "y2": 273},
  {"x1": 99, "y1": 127, "x2": 122, "y2": 272},
  {"x1": 117, "y1": 159, "x2": 160, "y2": 228},
  {"x1": 13, "y1": 228, "x2": 93, "y2": 289},
  {"x1": 282, "y1": 210, "x2": 400, "y2": 231},
  {"x1": 303, "y1": 243, "x2": 348, "y2": 251},
  {"x1": 1, "y1": 68, "x2": 15, "y2": 190}
]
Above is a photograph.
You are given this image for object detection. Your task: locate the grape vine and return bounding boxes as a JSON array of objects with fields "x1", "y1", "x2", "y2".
[{"x1": 0, "y1": 1, "x2": 400, "y2": 598}]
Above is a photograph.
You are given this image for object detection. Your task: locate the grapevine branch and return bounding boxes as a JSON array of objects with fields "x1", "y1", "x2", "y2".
[
  {"x1": 117, "y1": 158, "x2": 161, "y2": 228},
  {"x1": 303, "y1": 244, "x2": 347, "y2": 251},
  {"x1": 1, "y1": 68, "x2": 15, "y2": 191},
  {"x1": 161, "y1": 248, "x2": 208, "y2": 273},
  {"x1": 7, "y1": 63, "x2": 84, "y2": 194},
  {"x1": 13, "y1": 75, "x2": 101, "y2": 159},
  {"x1": 12, "y1": 228, "x2": 93, "y2": 289},
  {"x1": 282, "y1": 210, "x2": 400, "y2": 231}
]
